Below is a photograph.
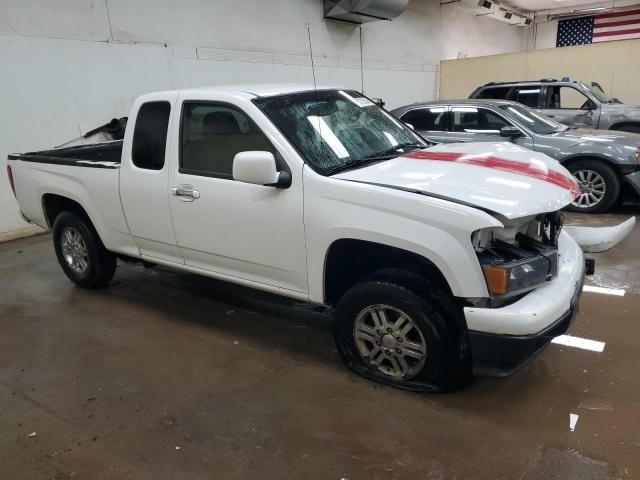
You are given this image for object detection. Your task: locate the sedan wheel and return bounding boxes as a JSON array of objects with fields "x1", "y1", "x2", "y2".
[
  {"x1": 565, "y1": 160, "x2": 620, "y2": 213},
  {"x1": 572, "y1": 169, "x2": 606, "y2": 209}
]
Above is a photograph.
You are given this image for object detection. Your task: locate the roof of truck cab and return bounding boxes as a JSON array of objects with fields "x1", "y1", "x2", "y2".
[{"x1": 163, "y1": 83, "x2": 346, "y2": 98}]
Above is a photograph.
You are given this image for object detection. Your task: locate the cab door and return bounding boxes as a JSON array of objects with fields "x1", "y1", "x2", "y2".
[
  {"x1": 166, "y1": 95, "x2": 308, "y2": 294},
  {"x1": 119, "y1": 93, "x2": 183, "y2": 264}
]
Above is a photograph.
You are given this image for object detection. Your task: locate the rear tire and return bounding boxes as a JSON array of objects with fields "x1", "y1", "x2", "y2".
[
  {"x1": 565, "y1": 159, "x2": 620, "y2": 213},
  {"x1": 53, "y1": 211, "x2": 117, "y2": 288},
  {"x1": 334, "y1": 270, "x2": 470, "y2": 392}
]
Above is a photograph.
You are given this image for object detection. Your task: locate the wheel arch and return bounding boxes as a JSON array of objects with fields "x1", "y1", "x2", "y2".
[
  {"x1": 323, "y1": 238, "x2": 455, "y2": 306},
  {"x1": 42, "y1": 193, "x2": 98, "y2": 232},
  {"x1": 561, "y1": 154, "x2": 622, "y2": 175},
  {"x1": 609, "y1": 121, "x2": 640, "y2": 132}
]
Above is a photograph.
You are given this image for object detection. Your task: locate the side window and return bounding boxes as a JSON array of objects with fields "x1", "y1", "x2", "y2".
[
  {"x1": 180, "y1": 103, "x2": 276, "y2": 178},
  {"x1": 476, "y1": 87, "x2": 511, "y2": 100},
  {"x1": 482, "y1": 109, "x2": 510, "y2": 130},
  {"x1": 132, "y1": 101, "x2": 171, "y2": 170},
  {"x1": 511, "y1": 87, "x2": 541, "y2": 108},
  {"x1": 452, "y1": 107, "x2": 509, "y2": 133},
  {"x1": 400, "y1": 107, "x2": 446, "y2": 131},
  {"x1": 546, "y1": 86, "x2": 590, "y2": 109}
]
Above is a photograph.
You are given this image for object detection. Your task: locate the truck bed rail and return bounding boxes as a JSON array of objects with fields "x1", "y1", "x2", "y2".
[{"x1": 8, "y1": 140, "x2": 123, "y2": 169}]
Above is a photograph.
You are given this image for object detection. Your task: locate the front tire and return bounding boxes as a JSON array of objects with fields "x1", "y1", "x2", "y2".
[
  {"x1": 335, "y1": 271, "x2": 470, "y2": 392},
  {"x1": 53, "y1": 211, "x2": 117, "y2": 288},
  {"x1": 565, "y1": 160, "x2": 620, "y2": 213}
]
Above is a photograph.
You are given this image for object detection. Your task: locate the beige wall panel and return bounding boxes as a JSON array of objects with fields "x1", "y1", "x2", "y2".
[{"x1": 440, "y1": 39, "x2": 640, "y2": 105}]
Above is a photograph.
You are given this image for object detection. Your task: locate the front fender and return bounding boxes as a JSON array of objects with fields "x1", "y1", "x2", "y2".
[{"x1": 304, "y1": 171, "x2": 503, "y2": 303}]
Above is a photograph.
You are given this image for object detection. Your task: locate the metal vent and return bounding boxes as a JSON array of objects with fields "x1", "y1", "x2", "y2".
[{"x1": 323, "y1": 0, "x2": 410, "y2": 24}]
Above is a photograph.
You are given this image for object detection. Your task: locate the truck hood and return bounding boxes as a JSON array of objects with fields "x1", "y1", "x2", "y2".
[{"x1": 334, "y1": 142, "x2": 580, "y2": 220}]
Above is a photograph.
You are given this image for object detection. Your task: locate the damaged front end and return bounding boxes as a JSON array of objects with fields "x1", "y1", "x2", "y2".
[{"x1": 471, "y1": 212, "x2": 578, "y2": 304}]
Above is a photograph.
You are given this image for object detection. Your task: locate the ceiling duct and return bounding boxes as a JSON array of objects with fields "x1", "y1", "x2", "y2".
[
  {"x1": 492, "y1": 8, "x2": 519, "y2": 24},
  {"x1": 453, "y1": 0, "x2": 532, "y2": 26},
  {"x1": 323, "y1": 0, "x2": 410, "y2": 24},
  {"x1": 459, "y1": 0, "x2": 494, "y2": 15}
]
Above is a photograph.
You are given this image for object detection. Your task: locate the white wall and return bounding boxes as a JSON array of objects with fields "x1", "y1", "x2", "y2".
[
  {"x1": 533, "y1": 20, "x2": 558, "y2": 50},
  {"x1": 440, "y1": 4, "x2": 527, "y2": 60},
  {"x1": 0, "y1": 0, "x2": 526, "y2": 236}
]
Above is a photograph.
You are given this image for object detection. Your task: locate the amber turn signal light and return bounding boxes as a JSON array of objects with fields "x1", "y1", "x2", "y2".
[{"x1": 482, "y1": 265, "x2": 509, "y2": 296}]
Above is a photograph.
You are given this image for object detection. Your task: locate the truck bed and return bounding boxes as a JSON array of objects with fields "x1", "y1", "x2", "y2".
[{"x1": 9, "y1": 140, "x2": 123, "y2": 169}]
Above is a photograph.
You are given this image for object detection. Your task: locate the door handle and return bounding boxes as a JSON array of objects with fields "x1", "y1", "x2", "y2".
[{"x1": 171, "y1": 185, "x2": 200, "y2": 201}]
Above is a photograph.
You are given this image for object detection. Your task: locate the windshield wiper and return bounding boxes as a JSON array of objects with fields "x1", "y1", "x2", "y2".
[
  {"x1": 324, "y1": 157, "x2": 389, "y2": 176},
  {"x1": 364, "y1": 142, "x2": 424, "y2": 159},
  {"x1": 324, "y1": 143, "x2": 425, "y2": 176}
]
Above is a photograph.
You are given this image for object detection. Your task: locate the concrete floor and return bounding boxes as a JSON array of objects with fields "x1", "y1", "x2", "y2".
[{"x1": 1, "y1": 213, "x2": 639, "y2": 480}]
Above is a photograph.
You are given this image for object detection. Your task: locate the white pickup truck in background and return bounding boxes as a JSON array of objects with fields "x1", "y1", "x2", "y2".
[{"x1": 7, "y1": 84, "x2": 591, "y2": 391}]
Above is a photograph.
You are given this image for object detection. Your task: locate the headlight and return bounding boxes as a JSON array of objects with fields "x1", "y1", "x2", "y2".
[{"x1": 477, "y1": 234, "x2": 558, "y2": 297}]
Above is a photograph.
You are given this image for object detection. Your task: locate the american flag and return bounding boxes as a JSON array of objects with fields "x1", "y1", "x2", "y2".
[{"x1": 556, "y1": 8, "x2": 640, "y2": 47}]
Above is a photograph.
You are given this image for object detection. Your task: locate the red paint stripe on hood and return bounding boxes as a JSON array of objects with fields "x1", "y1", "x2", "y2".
[{"x1": 404, "y1": 150, "x2": 581, "y2": 199}]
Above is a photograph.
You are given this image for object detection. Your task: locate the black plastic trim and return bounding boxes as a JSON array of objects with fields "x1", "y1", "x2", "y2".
[{"x1": 8, "y1": 153, "x2": 120, "y2": 169}]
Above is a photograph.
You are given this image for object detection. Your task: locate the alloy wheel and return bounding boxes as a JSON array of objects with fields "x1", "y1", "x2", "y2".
[
  {"x1": 572, "y1": 169, "x2": 606, "y2": 208},
  {"x1": 60, "y1": 227, "x2": 89, "y2": 274},
  {"x1": 353, "y1": 304, "x2": 427, "y2": 380}
]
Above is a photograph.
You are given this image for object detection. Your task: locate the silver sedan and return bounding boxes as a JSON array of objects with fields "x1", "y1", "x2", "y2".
[{"x1": 391, "y1": 99, "x2": 640, "y2": 213}]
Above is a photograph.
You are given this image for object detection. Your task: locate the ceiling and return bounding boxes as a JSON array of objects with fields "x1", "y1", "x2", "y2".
[{"x1": 502, "y1": 0, "x2": 640, "y2": 12}]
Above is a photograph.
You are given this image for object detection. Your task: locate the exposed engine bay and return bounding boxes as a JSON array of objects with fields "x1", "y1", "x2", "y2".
[{"x1": 472, "y1": 212, "x2": 565, "y2": 300}]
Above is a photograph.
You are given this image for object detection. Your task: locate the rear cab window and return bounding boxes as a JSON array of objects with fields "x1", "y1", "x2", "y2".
[{"x1": 132, "y1": 102, "x2": 171, "y2": 170}]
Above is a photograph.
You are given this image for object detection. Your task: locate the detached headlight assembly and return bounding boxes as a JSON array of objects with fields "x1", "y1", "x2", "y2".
[{"x1": 477, "y1": 234, "x2": 558, "y2": 298}]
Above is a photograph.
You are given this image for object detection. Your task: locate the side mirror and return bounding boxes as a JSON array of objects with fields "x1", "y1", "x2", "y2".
[
  {"x1": 582, "y1": 100, "x2": 597, "y2": 111},
  {"x1": 405, "y1": 122, "x2": 415, "y2": 130},
  {"x1": 232, "y1": 151, "x2": 291, "y2": 188},
  {"x1": 500, "y1": 126, "x2": 522, "y2": 138}
]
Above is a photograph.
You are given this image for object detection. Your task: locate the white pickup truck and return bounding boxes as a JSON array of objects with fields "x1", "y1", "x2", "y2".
[{"x1": 7, "y1": 84, "x2": 591, "y2": 392}]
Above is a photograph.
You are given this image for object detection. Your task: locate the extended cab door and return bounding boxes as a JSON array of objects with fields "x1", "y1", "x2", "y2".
[
  {"x1": 541, "y1": 85, "x2": 598, "y2": 127},
  {"x1": 119, "y1": 92, "x2": 184, "y2": 264},
  {"x1": 397, "y1": 106, "x2": 449, "y2": 143},
  {"x1": 166, "y1": 93, "x2": 308, "y2": 295}
]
